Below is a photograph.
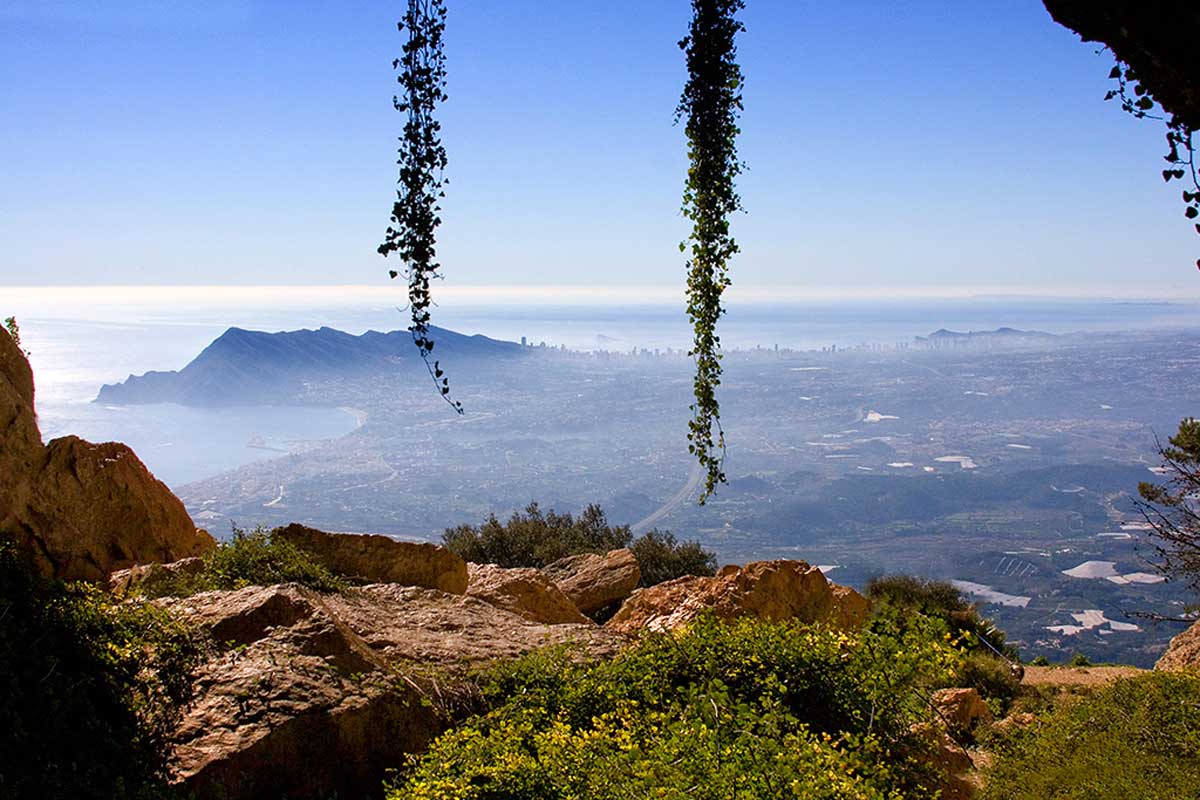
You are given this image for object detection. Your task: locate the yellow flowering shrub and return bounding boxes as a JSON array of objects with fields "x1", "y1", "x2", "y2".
[{"x1": 388, "y1": 613, "x2": 962, "y2": 799}]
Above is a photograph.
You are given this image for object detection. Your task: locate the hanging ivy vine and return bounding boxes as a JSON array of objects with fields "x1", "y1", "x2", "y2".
[
  {"x1": 677, "y1": 0, "x2": 745, "y2": 502},
  {"x1": 379, "y1": 0, "x2": 462, "y2": 413},
  {"x1": 1105, "y1": 62, "x2": 1200, "y2": 269}
]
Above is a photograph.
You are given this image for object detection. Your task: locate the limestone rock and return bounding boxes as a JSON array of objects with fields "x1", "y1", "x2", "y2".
[
  {"x1": 829, "y1": 583, "x2": 871, "y2": 628},
  {"x1": 606, "y1": 559, "x2": 835, "y2": 634},
  {"x1": 163, "y1": 582, "x2": 622, "y2": 799},
  {"x1": 932, "y1": 687, "x2": 993, "y2": 734},
  {"x1": 467, "y1": 563, "x2": 590, "y2": 624},
  {"x1": 110, "y1": 556, "x2": 206, "y2": 598},
  {"x1": 0, "y1": 327, "x2": 39, "y2": 516},
  {"x1": 0, "y1": 331, "x2": 214, "y2": 581},
  {"x1": 544, "y1": 548, "x2": 641, "y2": 616},
  {"x1": 988, "y1": 711, "x2": 1036, "y2": 738},
  {"x1": 22, "y1": 436, "x2": 215, "y2": 581},
  {"x1": 274, "y1": 524, "x2": 467, "y2": 593},
  {"x1": 1155, "y1": 618, "x2": 1200, "y2": 672}
]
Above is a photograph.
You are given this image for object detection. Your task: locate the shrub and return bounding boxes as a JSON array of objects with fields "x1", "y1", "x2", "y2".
[
  {"x1": 1028, "y1": 655, "x2": 1049, "y2": 666},
  {"x1": 955, "y1": 651, "x2": 1022, "y2": 715},
  {"x1": 1068, "y1": 652, "x2": 1092, "y2": 667},
  {"x1": 145, "y1": 526, "x2": 347, "y2": 598},
  {"x1": 982, "y1": 672, "x2": 1200, "y2": 800},
  {"x1": 442, "y1": 503, "x2": 716, "y2": 586},
  {"x1": 628, "y1": 528, "x2": 717, "y2": 586},
  {"x1": 0, "y1": 538, "x2": 203, "y2": 800},
  {"x1": 386, "y1": 613, "x2": 964, "y2": 799},
  {"x1": 867, "y1": 574, "x2": 1017, "y2": 659}
]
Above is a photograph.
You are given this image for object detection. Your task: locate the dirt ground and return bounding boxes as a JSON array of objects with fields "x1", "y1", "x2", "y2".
[{"x1": 1021, "y1": 664, "x2": 1145, "y2": 689}]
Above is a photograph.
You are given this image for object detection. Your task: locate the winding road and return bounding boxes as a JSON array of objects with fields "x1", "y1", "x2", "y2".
[{"x1": 631, "y1": 461, "x2": 705, "y2": 534}]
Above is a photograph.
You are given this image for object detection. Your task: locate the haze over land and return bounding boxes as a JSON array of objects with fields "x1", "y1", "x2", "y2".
[{"x1": 14, "y1": 289, "x2": 1200, "y2": 667}]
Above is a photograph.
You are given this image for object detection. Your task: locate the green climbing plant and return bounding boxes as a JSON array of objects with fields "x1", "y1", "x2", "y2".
[
  {"x1": 1105, "y1": 62, "x2": 1200, "y2": 270},
  {"x1": 677, "y1": 0, "x2": 746, "y2": 502},
  {"x1": 379, "y1": 0, "x2": 462, "y2": 413}
]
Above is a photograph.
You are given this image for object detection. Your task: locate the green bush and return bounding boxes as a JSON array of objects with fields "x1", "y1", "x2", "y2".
[
  {"x1": 1068, "y1": 652, "x2": 1092, "y2": 667},
  {"x1": 145, "y1": 526, "x2": 347, "y2": 598},
  {"x1": 955, "y1": 651, "x2": 1022, "y2": 715},
  {"x1": 442, "y1": 503, "x2": 716, "y2": 586},
  {"x1": 982, "y1": 672, "x2": 1200, "y2": 800},
  {"x1": 628, "y1": 528, "x2": 717, "y2": 586},
  {"x1": 866, "y1": 574, "x2": 1017, "y2": 659},
  {"x1": 0, "y1": 538, "x2": 203, "y2": 800},
  {"x1": 387, "y1": 613, "x2": 963, "y2": 799},
  {"x1": 1028, "y1": 655, "x2": 1049, "y2": 666}
]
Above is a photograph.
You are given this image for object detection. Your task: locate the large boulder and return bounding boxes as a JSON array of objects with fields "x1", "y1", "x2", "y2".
[
  {"x1": 1156, "y1": 619, "x2": 1200, "y2": 672},
  {"x1": 467, "y1": 563, "x2": 590, "y2": 624},
  {"x1": 932, "y1": 687, "x2": 993, "y2": 735},
  {"x1": 0, "y1": 326, "x2": 40, "y2": 515},
  {"x1": 162, "y1": 582, "x2": 622, "y2": 799},
  {"x1": 273, "y1": 524, "x2": 468, "y2": 594},
  {"x1": 606, "y1": 559, "x2": 835, "y2": 634},
  {"x1": 0, "y1": 331, "x2": 215, "y2": 581},
  {"x1": 830, "y1": 583, "x2": 872, "y2": 628},
  {"x1": 543, "y1": 548, "x2": 641, "y2": 616}
]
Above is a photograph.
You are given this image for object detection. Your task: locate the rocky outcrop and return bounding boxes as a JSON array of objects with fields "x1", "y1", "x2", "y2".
[
  {"x1": 830, "y1": 583, "x2": 872, "y2": 628},
  {"x1": 274, "y1": 524, "x2": 468, "y2": 594},
  {"x1": 466, "y1": 563, "x2": 590, "y2": 624},
  {"x1": 932, "y1": 687, "x2": 992, "y2": 735},
  {"x1": 606, "y1": 559, "x2": 836, "y2": 634},
  {"x1": 162, "y1": 582, "x2": 622, "y2": 799},
  {"x1": 0, "y1": 330, "x2": 214, "y2": 581},
  {"x1": 0, "y1": 325, "x2": 40, "y2": 516},
  {"x1": 110, "y1": 556, "x2": 205, "y2": 598},
  {"x1": 1155, "y1": 619, "x2": 1200, "y2": 672},
  {"x1": 544, "y1": 548, "x2": 641, "y2": 616}
]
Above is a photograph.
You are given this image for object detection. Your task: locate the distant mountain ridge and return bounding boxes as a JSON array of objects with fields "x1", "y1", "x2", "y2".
[
  {"x1": 96, "y1": 325, "x2": 524, "y2": 406},
  {"x1": 918, "y1": 327, "x2": 1055, "y2": 340}
]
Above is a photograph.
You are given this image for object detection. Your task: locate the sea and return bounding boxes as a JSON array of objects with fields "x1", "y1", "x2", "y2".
[{"x1": 5, "y1": 286, "x2": 1200, "y2": 489}]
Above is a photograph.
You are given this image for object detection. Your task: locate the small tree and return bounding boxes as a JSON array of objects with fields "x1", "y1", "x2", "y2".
[{"x1": 1138, "y1": 418, "x2": 1200, "y2": 595}]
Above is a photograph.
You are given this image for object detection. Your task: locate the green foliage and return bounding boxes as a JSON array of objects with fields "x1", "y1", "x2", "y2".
[
  {"x1": 388, "y1": 614, "x2": 962, "y2": 799},
  {"x1": 677, "y1": 0, "x2": 745, "y2": 502},
  {"x1": 144, "y1": 526, "x2": 347, "y2": 598},
  {"x1": 3, "y1": 315, "x2": 28, "y2": 356},
  {"x1": 1138, "y1": 418, "x2": 1200, "y2": 595},
  {"x1": 379, "y1": 0, "x2": 462, "y2": 413},
  {"x1": 866, "y1": 574, "x2": 1016, "y2": 659},
  {"x1": 1068, "y1": 652, "x2": 1092, "y2": 668},
  {"x1": 955, "y1": 651, "x2": 1021, "y2": 714},
  {"x1": 982, "y1": 672, "x2": 1200, "y2": 800},
  {"x1": 628, "y1": 528, "x2": 717, "y2": 587},
  {"x1": 0, "y1": 538, "x2": 203, "y2": 800},
  {"x1": 1028, "y1": 655, "x2": 1049, "y2": 667},
  {"x1": 1103, "y1": 62, "x2": 1200, "y2": 270},
  {"x1": 442, "y1": 503, "x2": 716, "y2": 586}
]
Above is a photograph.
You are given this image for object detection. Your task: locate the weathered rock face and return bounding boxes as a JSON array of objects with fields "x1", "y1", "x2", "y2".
[
  {"x1": 1155, "y1": 619, "x2": 1200, "y2": 672},
  {"x1": 274, "y1": 523, "x2": 468, "y2": 594},
  {"x1": 931, "y1": 687, "x2": 993, "y2": 735},
  {"x1": 830, "y1": 583, "x2": 872, "y2": 629},
  {"x1": 467, "y1": 563, "x2": 590, "y2": 625},
  {"x1": 0, "y1": 332, "x2": 214, "y2": 581},
  {"x1": 163, "y1": 582, "x2": 622, "y2": 799},
  {"x1": 0, "y1": 327, "x2": 40, "y2": 516},
  {"x1": 606, "y1": 559, "x2": 835, "y2": 635},
  {"x1": 544, "y1": 548, "x2": 641, "y2": 616}
]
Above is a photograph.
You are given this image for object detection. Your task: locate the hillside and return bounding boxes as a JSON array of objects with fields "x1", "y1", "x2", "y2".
[{"x1": 95, "y1": 325, "x2": 525, "y2": 406}]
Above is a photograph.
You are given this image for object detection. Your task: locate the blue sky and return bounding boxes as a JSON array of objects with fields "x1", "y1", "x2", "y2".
[{"x1": 2, "y1": 0, "x2": 1197, "y2": 296}]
